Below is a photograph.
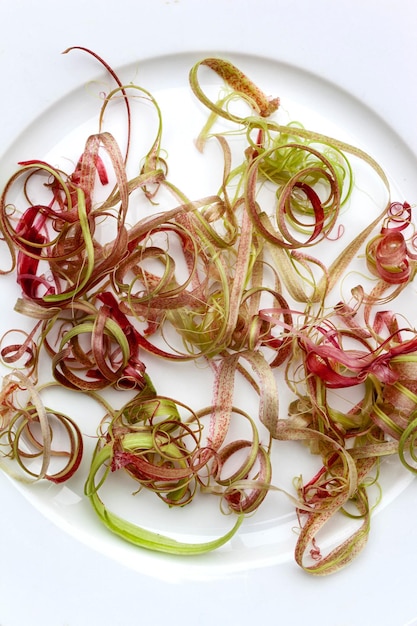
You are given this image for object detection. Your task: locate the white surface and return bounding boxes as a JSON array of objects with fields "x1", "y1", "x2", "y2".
[{"x1": 0, "y1": 1, "x2": 417, "y2": 625}]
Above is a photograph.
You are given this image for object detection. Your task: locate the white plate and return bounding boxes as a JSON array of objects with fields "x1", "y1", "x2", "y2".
[
  {"x1": 1, "y1": 48, "x2": 417, "y2": 582},
  {"x1": 1, "y1": 2, "x2": 417, "y2": 626}
]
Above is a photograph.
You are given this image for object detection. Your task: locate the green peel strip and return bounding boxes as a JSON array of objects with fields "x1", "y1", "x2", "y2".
[{"x1": 85, "y1": 442, "x2": 243, "y2": 555}]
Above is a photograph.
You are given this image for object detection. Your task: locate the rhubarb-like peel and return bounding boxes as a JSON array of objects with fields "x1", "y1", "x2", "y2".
[{"x1": 0, "y1": 49, "x2": 415, "y2": 576}]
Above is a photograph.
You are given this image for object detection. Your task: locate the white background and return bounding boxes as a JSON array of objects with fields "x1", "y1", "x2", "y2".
[{"x1": 0, "y1": 2, "x2": 417, "y2": 625}]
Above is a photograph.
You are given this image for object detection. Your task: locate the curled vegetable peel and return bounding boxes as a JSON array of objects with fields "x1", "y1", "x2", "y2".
[{"x1": 0, "y1": 49, "x2": 415, "y2": 574}]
